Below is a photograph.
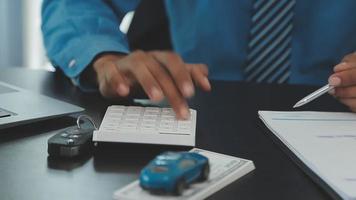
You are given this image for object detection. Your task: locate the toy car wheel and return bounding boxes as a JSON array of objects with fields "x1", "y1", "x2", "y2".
[
  {"x1": 198, "y1": 163, "x2": 210, "y2": 181},
  {"x1": 173, "y1": 178, "x2": 186, "y2": 196}
]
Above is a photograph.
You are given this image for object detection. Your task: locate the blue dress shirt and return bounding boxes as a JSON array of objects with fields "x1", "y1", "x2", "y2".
[{"x1": 41, "y1": 0, "x2": 356, "y2": 87}]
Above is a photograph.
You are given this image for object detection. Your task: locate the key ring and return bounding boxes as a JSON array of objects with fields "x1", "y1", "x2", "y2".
[{"x1": 76, "y1": 115, "x2": 98, "y2": 130}]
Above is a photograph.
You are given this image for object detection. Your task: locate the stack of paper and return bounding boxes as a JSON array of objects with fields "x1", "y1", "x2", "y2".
[
  {"x1": 113, "y1": 148, "x2": 255, "y2": 200},
  {"x1": 259, "y1": 111, "x2": 356, "y2": 200}
]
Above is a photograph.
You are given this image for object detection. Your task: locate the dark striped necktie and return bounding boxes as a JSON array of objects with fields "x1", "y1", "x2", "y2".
[{"x1": 245, "y1": 0, "x2": 296, "y2": 83}]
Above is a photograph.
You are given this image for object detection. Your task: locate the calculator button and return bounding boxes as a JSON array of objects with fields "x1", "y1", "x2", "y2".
[
  {"x1": 145, "y1": 107, "x2": 160, "y2": 112},
  {"x1": 107, "y1": 113, "x2": 123, "y2": 118},
  {"x1": 121, "y1": 124, "x2": 137, "y2": 129},
  {"x1": 125, "y1": 115, "x2": 140, "y2": 120},
  {"x1": 160, "y1": 122, "x2": 175, "y2": 128},
  {"x1": 178, "y1": 121, "x2": 191, "y2": 126},
  {"x1": 109, "y1": 119, "x2": 121, "y2": 123},
  {"x1": 68, "y1": 134, "x2": 80, "y2": 139},
  {"x1": 159, "y1": 124, "x2": 175, "y2": 130},
  {"x1": 122, "y1": 120, "x2": 138, "y2": 125},
  {"x1": 142, "y1": 116, "x2": 158, "y2": 121},
  {"x1": 161, "y1": 114, "x2": 175, "y2": 119},
  {"x1": 144, "y1": 112, "x2": 159, "y2": 116},
  {"x1": 178, "y1": 124, "x2": 191, "y2": 130},
  {"x1": 179, "y1": 121, "x2": 191, "y2": 126},
  {"x1": 142, "y1": 120, "x2": 157, "y2": 126},
  {"x1": 127, "y1": 107, "x2": 142, "y2": 114},
  {"x1": 143, "y1": 114, "x2": 159, "y2": 119},
  {"x1": 102, "y1": 123, "x2": 116, "y2": 127},
  {"x1": 160, "y1": 118, "x2": 175, "y2": 123},
  {"x1": 103, "y1": 127, "x2": 116, "y2": 132},
  {"x1": 161, "y1": 108, "x2": 174, "y2": 115},
  {"x1": 110, "y1": 106, "x2": 125, "y2": 111},
  {"x1": 144, "y1": 109, "x2": 160, "y2": 115}
]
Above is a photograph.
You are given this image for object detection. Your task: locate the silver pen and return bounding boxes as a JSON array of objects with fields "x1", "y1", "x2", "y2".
[{"x1": 293, "y1": 84, "x2": 334, "y2": 108}]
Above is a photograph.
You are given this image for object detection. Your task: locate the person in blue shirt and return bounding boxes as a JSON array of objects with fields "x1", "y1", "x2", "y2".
[{"x1": 42, "y1": 0, "x2": 356, "y2": 119}]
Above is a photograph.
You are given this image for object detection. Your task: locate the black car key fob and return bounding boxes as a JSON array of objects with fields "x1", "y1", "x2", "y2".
[
  {"x1": 47, "y1": 126, "x2": 95, "y2": 158},
  {"x1": 47, "y1": 115, "x2": 98, "y2": 158}
]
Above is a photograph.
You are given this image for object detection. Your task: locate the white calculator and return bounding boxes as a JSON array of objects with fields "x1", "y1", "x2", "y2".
[{"x1": 92, "y1": 106, "x2": 197, "y2": 146}]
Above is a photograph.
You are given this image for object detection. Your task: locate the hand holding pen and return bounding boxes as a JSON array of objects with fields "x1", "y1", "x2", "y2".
[
  {"x1": 327, "y1": 53, "x2": 356, "y2": 112},
  {"x1": 294, "y1": 52, "x2": 356, "y2": 110}
]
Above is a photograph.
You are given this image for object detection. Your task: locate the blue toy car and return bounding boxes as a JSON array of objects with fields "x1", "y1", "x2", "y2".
[{"x1": 139, "y1": 151, "x2": 210, "y2": 195}]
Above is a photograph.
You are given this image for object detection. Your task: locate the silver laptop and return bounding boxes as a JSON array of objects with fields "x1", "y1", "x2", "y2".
[{"x1": 0, "y1": 81, "x2": 84, "y2": 129}]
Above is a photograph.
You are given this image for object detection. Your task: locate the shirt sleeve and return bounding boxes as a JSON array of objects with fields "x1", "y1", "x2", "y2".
[{"x1": 41, "y1": 0, "x2": 141, "y2": 89}]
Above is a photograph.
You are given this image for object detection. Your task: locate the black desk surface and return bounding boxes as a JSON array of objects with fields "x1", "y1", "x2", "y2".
[{"x1": 0, "y1": 67, "x2": 348, "y2": 200}]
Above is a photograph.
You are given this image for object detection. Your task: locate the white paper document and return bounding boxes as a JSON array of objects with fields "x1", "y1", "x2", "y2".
[
  {"x1": 259, "y1": 111, "x2": 356, "y2": 200},
  {"x1": 113, "y1": 148, "x2": 255, "y2": 200}
]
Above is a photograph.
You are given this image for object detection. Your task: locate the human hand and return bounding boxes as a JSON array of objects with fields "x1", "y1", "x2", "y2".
[
  {"x1": 92, "y1": 51, "x2": 211, "y2": 119},
  {"x1": 328, "y1": 52, "x2": 356, "y2": 111}
]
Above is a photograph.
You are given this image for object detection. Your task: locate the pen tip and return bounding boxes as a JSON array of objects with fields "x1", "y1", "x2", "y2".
[
  {"x1": 293, "y1": 100, "x2": 305, "y2": 109},
  {"x1": 293, "y1": 102, "x2": 302, "y2": 108}
]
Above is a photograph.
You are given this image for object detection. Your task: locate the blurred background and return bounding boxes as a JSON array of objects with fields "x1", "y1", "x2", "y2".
[
  {"x1": 0, "y1": 0, "x2": 47, "y2": 69},
  {"x1": 0, "y1": 0, "x2": 136, "y2": 71}
]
